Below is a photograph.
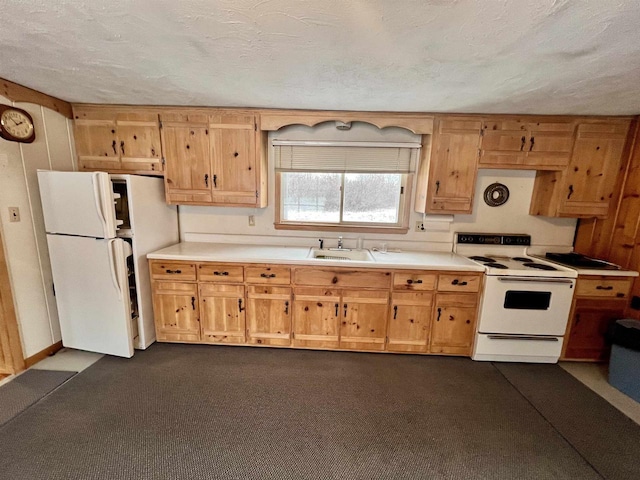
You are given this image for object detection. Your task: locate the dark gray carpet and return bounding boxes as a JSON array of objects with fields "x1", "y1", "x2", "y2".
[
  {"x1": 0, "y1": 369, "x2": 76, "y2": 427},
  {"x1": 495, "y1": 363, "x2": 640, "y2": 480},
  {"x1": 0, "y1": 344, "x2": 637, "y2": 479}
]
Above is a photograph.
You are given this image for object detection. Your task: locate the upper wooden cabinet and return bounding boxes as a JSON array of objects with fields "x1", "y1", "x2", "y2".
[
  {"x1": 530, "y1": 120, "x2": 631, "y2": 218},
  {"x1": 421, "y1": 116, "x2": 483, "y2": 214},
  {"x1": 480, "y1": 118, "x2": 575, "y2": 170},
  {"x1": 160, "y1": 110, "x2": 267, "y2": 207},
  {"x1": 73, "y1": 107, "x2": 163, "y2": 175}
]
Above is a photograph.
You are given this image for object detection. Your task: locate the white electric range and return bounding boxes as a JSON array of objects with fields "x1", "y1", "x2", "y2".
[{"x1": 454, "y1": 233, "x2": 577, "y2": 363}]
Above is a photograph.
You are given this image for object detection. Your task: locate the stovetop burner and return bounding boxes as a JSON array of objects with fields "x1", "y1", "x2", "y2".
[
  {"x1": 484, "y1": 262, "x2": 508, "y2": 269},
  {"x1": 469, "y1": 256, "x2": 496, "y2": 263},
  {"x1": 512, "y1": 257, "x2": 530, "y2": 262},
  {"x1": 522, "y1": 262, "x2": 558, "y2": 271}
]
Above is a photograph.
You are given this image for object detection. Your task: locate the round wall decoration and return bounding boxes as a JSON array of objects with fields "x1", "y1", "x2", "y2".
[{"x1": 483, "y1": 182, "x2": 510, "y2": 207}]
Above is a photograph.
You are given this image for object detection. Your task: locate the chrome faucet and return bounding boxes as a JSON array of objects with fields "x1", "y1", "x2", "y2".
[{"x1": 337, "y1": 236, "x2": 343, "y2": 249}]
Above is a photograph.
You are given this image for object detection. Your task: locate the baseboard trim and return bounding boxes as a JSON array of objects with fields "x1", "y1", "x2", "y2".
[{"x1": 24, "y1": 341, "x2": 63, "y2": 368}]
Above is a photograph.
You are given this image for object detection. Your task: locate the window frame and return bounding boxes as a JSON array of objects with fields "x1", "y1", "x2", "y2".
[{"x1": 274, "y1": 171, "x2": 412, "y2": 233}]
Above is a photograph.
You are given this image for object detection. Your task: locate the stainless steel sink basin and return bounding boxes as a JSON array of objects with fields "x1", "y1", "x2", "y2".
[{"x1": 308, "y1": 248, "x2": 374, "y2": 262}]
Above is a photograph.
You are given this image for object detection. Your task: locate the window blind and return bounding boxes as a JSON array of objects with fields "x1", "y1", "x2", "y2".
[{"x1": 273, "y1": 141, "x2": 421, "y2": 173}]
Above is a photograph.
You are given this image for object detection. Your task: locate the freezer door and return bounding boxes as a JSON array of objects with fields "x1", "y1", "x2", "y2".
[
  {"x1": 38, "y1": 170, "x2": 119, "y2": 238},
  {"x1": 47, "y1": 235, "x2": 134, "y2": 357}
]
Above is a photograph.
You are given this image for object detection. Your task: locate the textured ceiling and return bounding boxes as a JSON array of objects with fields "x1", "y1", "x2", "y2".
[{"x1": 1, "y1": 0, "x2": 639, "y2": 114}]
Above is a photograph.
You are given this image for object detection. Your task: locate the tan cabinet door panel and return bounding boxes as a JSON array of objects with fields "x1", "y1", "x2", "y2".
[
  {"x1": 292, "y1": 287, "x2": 340, "y2": 349},
  {"x1": 200, "y1": 284, "x2": 245, "y2": 344},
  {"x1": 293, "y1": 268, "x2": 391, "y2": 289},
  {"x1": 387, "y1": 292, "x2": 433, "y2": 353},
  {"x1": 116, "y1": 112, "x2": 162, "y2": 172},
  {"x1": 246, "y1": 286, "x2": 292, "y2": 346},
  {"x1": 75, "y1": 119, "x2": 119, "y2": 163},
  {"x1": 427, "y1": 117, "x2": 481, "y2": 214},
  {"x1": 430, "y1": 293, "x2": 478, "y2": 354},
  {"x1": 162, "y1": 124, "x2": 212, "y2": 203},
  {"x1": 152, "y1": 282, "x2": 200, "y2": 342},
  {"x1": 340, "y1": 289, "x2": 388, "y2": 351}
]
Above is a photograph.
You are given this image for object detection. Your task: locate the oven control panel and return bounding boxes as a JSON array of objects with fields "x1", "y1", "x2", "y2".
[{"x1": 456, "y1": 233, "x2": 531, "y2": 246}]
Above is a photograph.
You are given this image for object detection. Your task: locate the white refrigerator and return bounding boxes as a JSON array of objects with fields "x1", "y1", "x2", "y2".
[{"x1": 38, "y1": 171, "x2": 179, "y2": 358}]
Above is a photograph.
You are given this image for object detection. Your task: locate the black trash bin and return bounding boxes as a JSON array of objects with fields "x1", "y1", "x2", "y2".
[{"x1": 608, "y1": 318, "x2": 640, "y2": 402}]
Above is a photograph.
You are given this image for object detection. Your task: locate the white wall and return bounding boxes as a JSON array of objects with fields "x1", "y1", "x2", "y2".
[
  {"x1": 0, "y1": 95, "x2": 75, "y2": 358},
  {"x1": 180, "y1": 128, "x2": 577, "y2": 251}
]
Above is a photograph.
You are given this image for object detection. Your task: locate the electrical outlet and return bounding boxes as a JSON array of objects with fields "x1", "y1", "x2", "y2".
[
  {"x1": 8, "y1": 207, "x2": 20, "y2": 223},
  {"x1": 415, "y1": 220, "x2": 425, "y2": 232},
  {"x1": 248, "y1": 215, "x2": 255, "y2": 227}
]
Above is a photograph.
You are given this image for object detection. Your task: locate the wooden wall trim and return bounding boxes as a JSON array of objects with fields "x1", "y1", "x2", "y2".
[
  {"x1": 0, "y1": 228, "x2": 26, "y2": 374},
  {"x1": 24, "y1": 341, "x2": 63, "y2": 368},
  {"x1": 1, "y1": 77, "x2": 72, "y2": 118}
]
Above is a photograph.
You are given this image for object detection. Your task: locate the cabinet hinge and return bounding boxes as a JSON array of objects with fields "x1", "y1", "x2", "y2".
[
  {"x1": 161, "y1": 157, "x2": 166, "y2": 166},
  {"x1": 52, "y1": 283, "x2": 55, "y2": 297},
  {"x1": 400, "y1": 186, "x2": 404, "y2": 195},
  {"x1": 256, "y1": 191, "x2": 259, "y2": 199},
  {"x1": 479, "y1": 126, "x2": 484, "y2": 136},
  {"x1": 159, "y1": 120, "x2": 163, "y2": 129},
  {"x1": 291, "y1": 332, "x2": 295, "y2": 339},
  {"x1": 254, "y1": 123, "x2": 257, "y2": 131}
]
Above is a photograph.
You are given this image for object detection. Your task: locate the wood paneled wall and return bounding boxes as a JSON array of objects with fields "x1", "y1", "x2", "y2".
[{"x1": 574, "y1": 118, "x2": 640, "y2": 318}]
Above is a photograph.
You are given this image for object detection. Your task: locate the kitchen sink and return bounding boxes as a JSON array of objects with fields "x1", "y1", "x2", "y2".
[{"x1": 308, "y1": 248, "x2": 375, "y2": 262}]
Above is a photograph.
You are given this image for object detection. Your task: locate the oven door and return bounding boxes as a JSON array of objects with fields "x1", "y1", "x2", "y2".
[{"x1": 477, "y1": 276, "x2": 575, "y2": 335}]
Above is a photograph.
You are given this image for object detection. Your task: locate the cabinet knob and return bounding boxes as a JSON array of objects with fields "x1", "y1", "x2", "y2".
[{"x1": 332, "y1": 276, "x2": 338, "y2": 284}]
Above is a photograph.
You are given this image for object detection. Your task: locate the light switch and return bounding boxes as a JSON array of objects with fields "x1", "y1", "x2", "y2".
[
  {"x1": 248, "y1": 215, "x2": 255, "y2": 226},
  {"x1": 8, "y1": 207, "x2": 20, "y2": 222}
]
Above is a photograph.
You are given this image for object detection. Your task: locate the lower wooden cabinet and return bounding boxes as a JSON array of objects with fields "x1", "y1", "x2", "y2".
[
  {"x1": 340, "y1": 289, "x2": 389, "y2": 351},
  {"x1": 152, "y1": 281, "x2": 200, "y2": 342},
  {"x1": 200, "y1": 284, "x2": 245, "y2": 344},
  {"x1": 430, "y1": 293, "x2": 478, "y2": 355},
  {"x1": 149, "y1": 260, "x2": 482, "y2": 357},
  {"x1": 562, "y1": 275, "x2": 632, "y2": 361},
  {"x1": 246, "y1": 286, "x2": 292, "y2": 346},
  {"x1": 386, "y1": 292, "x2": 433, "y2": 353}
]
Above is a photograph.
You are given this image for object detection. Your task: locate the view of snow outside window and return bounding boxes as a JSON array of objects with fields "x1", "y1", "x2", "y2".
[{"x1": 282, "y1": 172, "x2": 401, "y2": 224}]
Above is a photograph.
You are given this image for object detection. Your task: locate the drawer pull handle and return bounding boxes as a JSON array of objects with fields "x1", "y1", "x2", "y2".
[
  {"x1": 520, "y1": 136, "x2": 526, "y2": 151},
  {"x1": 406, "y1": 279, "x2": 423, "y2": 285},
  {"x1": 393, "y1": 305, "x2": 398, "y2": 319},
  {"x1": 238, "y1": 299, "x2": 245, "y2": 312},
  {"x1": 437, "y1": 307, "x2": 442, "y2": 321},
  {"x1": 204, "y1": 173, "x2": 209, "y2": 187},
  {"x1": 344, "y1": 303, "x2": 348, "y2": 317},
  {"x1": 260, "y1": 273, "x2": 276, "y2": 278},
  {"x1": 451, "y1": 279, "x2": 468, "y2": 286},
  {"x1": 191, "y1": 296, "x2": 195, "y2": 310},
  {"x1": 166, "y1": 269, "x2": 182, "y2": 274},
  {"x1": 213, "y1": 271, "x2": 229, "y2": 276},
  {"x1": 596, "y1": 285, "x2": 613, "y2": 290},
  {"x1": 335, "y1": 303, "x2": 339, "y2": 317},
  {"x1": 284, "y1": 301, "x2": 289, "y2": 315}
]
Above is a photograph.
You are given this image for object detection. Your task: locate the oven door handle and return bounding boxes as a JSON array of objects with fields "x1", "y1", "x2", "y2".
[
  {"x1": 497, "y1": 277, "x2": 574, "y2": 285},
  {"x1": 487, "y1": 335, "x2": 559, "y2": 342}
]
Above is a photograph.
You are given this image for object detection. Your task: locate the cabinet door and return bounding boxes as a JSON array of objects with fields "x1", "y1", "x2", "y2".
[
  {"x1": 116, "y1": 112, "x2": 162, "y2": 173},
  {"x1": 524, "y1": 121, "x2": 575, "y2": 168},
  {"x1": 340, "y1": 289, "x2": 388, "y2": 351},
  {"x1": 246, "y1": 286, "x2": 292, "y2": 346},
  {"x1": 557, "y1": 122, "x2": 630, "y2": 217},
  {"x1": 430, "y1": 293, "x2": 477, "y2": 355},
  {"x1": 292, "y1": 287, "x2": 340, "y2": 349},
  {"x1": 74, "y1": 112, "x2": 119, "y2": 172},
  {"x1": 563, "y1": 298, "x2": 626, "y2": 361},
  {"x1": 387, "y1": 292, "x2": 433, "y2": 353},
  {"x1": 426, "y1": 117, "x2": 482, "y2": 213},
  {"x1": 200, "y1": 284, "x2": 245, "y2": 344},
  {"x1": 479, "y1": 119, "x2": 528, "y2": 167},
  {"x1": 209, "y1": 113, "x2": 258, "y2": 206},
  {"x1": 161, "y1": 122, "x2": 212, "y2": 204},
  {"x1": 152, "y1": 281, "x2": 200, "y2": 342}
]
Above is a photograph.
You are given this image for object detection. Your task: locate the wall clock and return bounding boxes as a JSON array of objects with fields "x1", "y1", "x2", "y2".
[{"x1": 0, "y1": 105, "x2": 36, "y2": 143}]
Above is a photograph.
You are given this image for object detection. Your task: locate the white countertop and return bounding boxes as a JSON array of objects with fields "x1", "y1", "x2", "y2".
[
  {"x1": 147, "y1": 242, "x2": 485, "y2": 272},
  {"x1": 528, "y1": 254, "x2": 639, "y2": 277}
]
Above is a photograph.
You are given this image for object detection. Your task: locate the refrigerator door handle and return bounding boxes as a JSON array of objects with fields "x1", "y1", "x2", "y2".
[
  {"x1": 92, "y1": 172, "x2": 108, "y2": 237},
  {"x1": 107, "y1": 239, "x2": 123, "y2": 301}
]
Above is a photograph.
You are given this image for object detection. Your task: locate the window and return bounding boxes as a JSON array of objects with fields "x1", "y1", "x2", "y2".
[{"x1": 274, "y1": 141, "x2": 419, "y2": 232}]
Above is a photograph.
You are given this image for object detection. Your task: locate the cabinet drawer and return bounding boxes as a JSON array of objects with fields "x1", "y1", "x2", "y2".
[
  {"x1": 198, "y1": 263, "x2": 244, "y2": 283},
  {"x1": 393, "y1": 272, "x2": 437, "y2": 291},
  {"x1": 575, "y1": 278, "x2": 632, "y2": 298},
  {"x1": 437, "y1": 274, "x2": 481, "y2": 292},
  {"x1": 293, "y1": 268, "x2": 391, "y2": 289},
  {"x1": 435, "y1": 293, "x2": 478, "y2": 308},
  {"x1": 245, "y1": 266, "x2": 291, "y2": 285},
  {"x1": 150, "y1": 261, "x2": 197, "y2": 281}
]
